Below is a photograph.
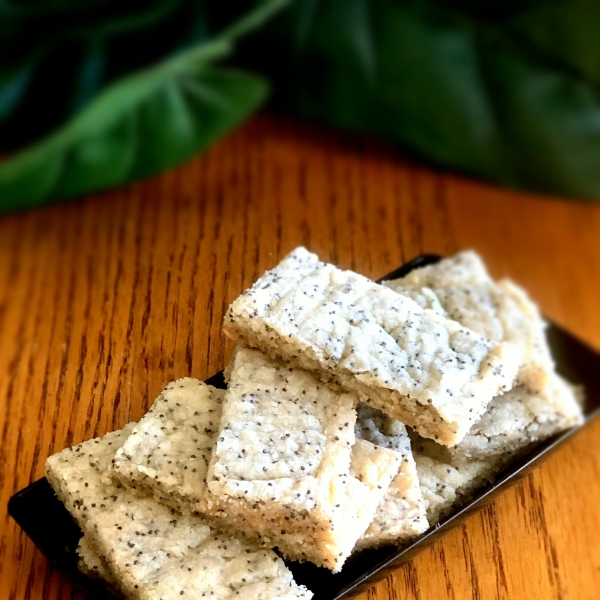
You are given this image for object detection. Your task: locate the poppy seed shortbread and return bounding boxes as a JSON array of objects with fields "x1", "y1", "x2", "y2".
[
  {"x1": 224, "y1": 247, "x2": 520, "y2": 446},
  {"x1": 383, "y1": 251, "x2": 554, "y2": 391},
  {"x1": 354, "y1": 404, "x2": 428, "y2": 550},
  {"x1": 113, "y1": 378, "x2": 224, "y2": 513},
  {"x1": 447, "y1": 373, "x2": 584, "y2": 463},
  {"x1": 204, "y1": 346, "x2": 402, "y2": 571},
  {"x1": 46, "y1": 426, "x2": 312, "y2": 600},
  {"x1": 77, "y1": 534, "x2": 117, "y2": 587},
  {"x1": 412, "y1": 374, "x2": 583, "y2": 524},
  {"x1": 414, "y1": 449, "x2": 499, "y2": 525}
]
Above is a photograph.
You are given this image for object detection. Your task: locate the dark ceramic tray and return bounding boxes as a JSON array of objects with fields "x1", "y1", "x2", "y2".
[{"x1": 9, "y1": 255, "x2": 600, "y2": 600}]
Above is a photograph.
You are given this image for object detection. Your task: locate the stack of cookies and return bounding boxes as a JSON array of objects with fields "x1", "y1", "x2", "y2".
[{"x1": 46, "y1": 247, "x2": 584, "y2": 598}]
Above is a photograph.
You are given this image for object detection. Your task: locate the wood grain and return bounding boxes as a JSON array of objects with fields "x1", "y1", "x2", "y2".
[{"x1": 1, "y1": 114, "x2": 600, "y2": 600}]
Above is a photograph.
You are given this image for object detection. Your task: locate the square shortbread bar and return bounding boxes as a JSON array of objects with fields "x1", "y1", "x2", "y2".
[
  {"x1": 383, "y1": 251, "x2": 554, "y2": 391},
  {"x1": 447, "y1": 373, "x2": 583, "y2": 463},
  {"x1": 411, "y1": 435, "x2": 501, "y2": 525},
  {"x1": 113, "y1": 378, "x2": 224, "y2": 512},
  {"x1": 354, "y1": 404, "x2": 428, "y2": 550},
  {"x1": 412, "y1": 373, "x2": 583, "y2": 524},
  {"x1": 414, "y1": 452, "x2": 499, "y2": 525},
  {"x1": 224, "y1": 247, "x2": 520, "y2": 446},
  {"x1": 204, "y1": 346, "x2": 402, "y2": 571},
  {"x1": 46, "y1": 426, "x2": 312, "y2": 600}
]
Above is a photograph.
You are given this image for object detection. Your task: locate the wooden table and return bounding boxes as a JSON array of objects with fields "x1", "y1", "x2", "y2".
[{"x1": 1, "y1": 115, "x2": 600, "y2": 600}]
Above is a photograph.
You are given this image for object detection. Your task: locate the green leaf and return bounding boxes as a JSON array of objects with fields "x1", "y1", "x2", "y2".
[
  {"x1": 430, "y1": 0, "x2": 600, "y2": 87},
  {"x1": 0, "y1": 0, "x2": 288, "y2": 210},
  {"x1": 0, "y1": 65, "x2": 32, "y2": 120},
  {"x1": 0, "y1": 0, "x2": 210, "y2": 148},
  {"x1": 238, "y1": 0, "x2": 600, "y2": 199}
]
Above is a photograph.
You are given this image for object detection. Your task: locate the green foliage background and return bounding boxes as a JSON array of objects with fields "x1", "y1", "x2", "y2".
[{"x1": 1, "y1": 0, "x2": 600, "y2": 209}]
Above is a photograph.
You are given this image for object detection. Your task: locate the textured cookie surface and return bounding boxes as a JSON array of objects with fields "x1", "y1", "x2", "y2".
[
  {"x1": 224, "y1": 247, "x2": 519, "y2": 446},
  {"x1": 113, "y1": 378, "x2": 224, "y2": 512},
  {"x1": 46, "y1": 426, "x2": 312, "y2": 600},
  {"x1": 385, "y1": 251, "x2": 584, "y2": 502},
  {"x1": 205, "y1": 346, "x2": 401, "y2": 571},
  {"x1": 385, "y1": 252, "x2": 490, "y2": 293},
  {"x1": 354, "y1": 404, "x2": 428, "y2": 550},
  {"x1": 383, "y1": 251, "x2": 554, "y2": 391},
  {"x1": 448, "y1": 373, "x2": 584, "y2": 463},
  {"x1": 413, "y1": 374, "x2": 583, "y2": 523},
  {"x1": 411, "y1": 436, "x2": 501, "y2": 525},
  {"x1": 414, "y1": 452, "x2": 498, "y2": 525},
  {"x1": 77, "y1": 534, "x2": 117, "y2": 587}
]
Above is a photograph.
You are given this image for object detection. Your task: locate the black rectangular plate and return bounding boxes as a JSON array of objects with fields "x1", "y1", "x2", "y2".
[{"x1": 9, "y1": 255, "x2": 600, "y2": 600}]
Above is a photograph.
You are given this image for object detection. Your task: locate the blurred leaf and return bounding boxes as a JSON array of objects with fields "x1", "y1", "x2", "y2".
[
  {"x1": 0, "y1": 0, "x2": 287, "y2": 210},
  {"x1": 0, "y1": 0, "x2": 209, "y2": 149},
  {"x1": 431, "y1": 0, "x2": 600, "y2": 86},
  {"x1": 0, "y1": 65, "x2": 32, "y2": 120},
  {"x1": 69, "y1": 36, "x2": 107, "y2": 114},
  {"x1": 237, "y1": 0, "x2": 600, "y2": 198},
  {"x1": 4, "y1": 0, "x2": 600, "y2": 201}
]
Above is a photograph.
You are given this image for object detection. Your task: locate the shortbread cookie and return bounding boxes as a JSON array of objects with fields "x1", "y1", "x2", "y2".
[
  {"x1": 385, "y1": 252, "x2": 490, "y2": 293},
  {"x1": 411, "y1": 435, "x2": 501, "y2": 524},
  {"x1": 77, "y1": 534, "x2": 117, "y2": 587},
  {"x1": 414, "y1": 451, "x2": 499, "y2": 525},
  {"x1": 46, "y1": 427, "x2": 312, "y2": 600},
  {"x1": 113, "y1": 378, "x2": 224, "y2": 512},
  {"x1": 412, "y1": 373, "x2": 583, "y2": 523},
  {"x1": 205, "y1": 346, "x2": 401, "y2": 571},
  {"x1": 448, "y1": 373, "x2": 584, "y2": 463},
  {"x1": 354, "y1": 404, "x2": 428, "y2": 550},
  {"x1": 383, "y1": 251, "x2": 554, "y2": 390},
  {"x1": 224, "y1": 247, "x2": 520, "y2": 446}
]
